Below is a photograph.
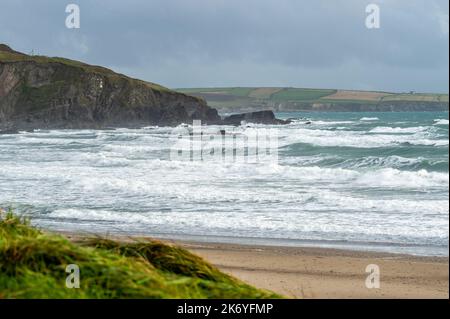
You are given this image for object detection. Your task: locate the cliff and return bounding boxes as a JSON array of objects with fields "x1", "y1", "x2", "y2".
[{"x1": 0, "y1": 44, "x2": 220, "y2": 131}]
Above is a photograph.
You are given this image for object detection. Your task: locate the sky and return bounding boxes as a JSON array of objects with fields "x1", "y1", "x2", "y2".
[{"x1": 0, "y1": 0, "x2": 448, "y2": 92}]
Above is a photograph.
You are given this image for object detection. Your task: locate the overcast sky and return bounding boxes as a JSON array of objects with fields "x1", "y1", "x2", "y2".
[{"x1": 0, "y1": 0, "x2": 448, "y2": 92}]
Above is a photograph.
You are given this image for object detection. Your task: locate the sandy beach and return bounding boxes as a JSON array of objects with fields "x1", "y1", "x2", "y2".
[
  {"x1": 169, "y1": 240, "x2": 449, "y2": 299},
  {"x1": 63, "y1": 231, "x2": 449, "y2": 299}
]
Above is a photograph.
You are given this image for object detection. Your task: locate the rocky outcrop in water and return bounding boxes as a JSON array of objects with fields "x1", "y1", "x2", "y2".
[
  {"x1": 0, "y1": 44, "x2": 221, "y2": 131},
  {"x1": 222, "y1": 110, "x2": 290, "y2": 125}
]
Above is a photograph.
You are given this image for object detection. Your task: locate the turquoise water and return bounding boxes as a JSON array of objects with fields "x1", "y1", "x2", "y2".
[
  {"x1": 0, "y1": 112, "x2": 448, "y2": 256},
  {"x1": 277, "y1": 112, "x2": 449, "y2": 173}
]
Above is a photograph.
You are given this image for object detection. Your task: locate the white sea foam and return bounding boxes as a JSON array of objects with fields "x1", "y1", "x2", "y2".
[
  {"x1": 354, "y1": 168, "x2": 449, "y2": 188},
  {"x1": 339, "y1": 155, "x2": 427, "y2": 169},
  {"x1": 312, "y1": 120, "x2": 355, "y2": 125},
  {"x1": 369, "y1": 126, "x2": 429, "y2": 134},
  {"x1": 360, "y1": 117, "x2": 379, "y2": 121},
  {"x1": 1, "y1": 115, "x2": 449, "y2": 256},
  {"x1": 44, "y1": 197, "x2": 448, "y2": 245},
  {"x1": 434, "y1": 119, "x2": 449, "y2": 125},
  {"x1": 278, "y1": 127, "x2": 446, "y2": 148}
]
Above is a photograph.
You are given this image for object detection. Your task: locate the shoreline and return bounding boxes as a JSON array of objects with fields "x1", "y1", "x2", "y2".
[
  {"x1": 63, "y1": 232, "x2": 449, "y2": 299},
  {"x1": 149, "y1": 234, "x2": 449, "y2": 258},
  {"x1": 56, "y1": 229, "x2": 449, "y2": 258}
]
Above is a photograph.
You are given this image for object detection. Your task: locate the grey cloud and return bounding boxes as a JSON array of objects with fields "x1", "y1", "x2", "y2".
[{"x1": 0, "y1": 0, "x2": 448, "y2": 92}]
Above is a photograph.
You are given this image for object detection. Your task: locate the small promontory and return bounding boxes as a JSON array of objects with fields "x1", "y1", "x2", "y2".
[{"x1": 0, "y1": 44, "x2": 221, "y2": 131}]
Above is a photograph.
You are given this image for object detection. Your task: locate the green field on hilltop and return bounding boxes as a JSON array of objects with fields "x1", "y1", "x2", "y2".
[
  {"x1": 177, "y1": 87, "x2": 254, "y2": 96},
  {"x1": 177, "y1": 87, "x2": 449, "y2": 112},
  {"x1": 271, "y1": 88, "x2": 337, "y2": 101},
  {"x1": 381, "y1": 93, "x2": 449, "y2": 103}
]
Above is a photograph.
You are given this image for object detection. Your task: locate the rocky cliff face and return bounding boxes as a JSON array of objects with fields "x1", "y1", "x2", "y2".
[{"x1": 0, "y1": 44, "x2": 220, "y2": 131}]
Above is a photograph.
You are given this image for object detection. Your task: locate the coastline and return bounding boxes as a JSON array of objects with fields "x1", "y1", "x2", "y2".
[{"x1": 64, "y1": 232, "x2": 449, "y2": 299}]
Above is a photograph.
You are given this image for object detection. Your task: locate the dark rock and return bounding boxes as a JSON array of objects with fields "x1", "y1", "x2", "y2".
[{"x1": 222, "y1": 110, "x2": 291, "y2": 126}]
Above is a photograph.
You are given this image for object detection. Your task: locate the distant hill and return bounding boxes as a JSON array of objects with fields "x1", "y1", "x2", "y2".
[{"x1": 177, "y1": 87, "x2": 449, "y2": 113}]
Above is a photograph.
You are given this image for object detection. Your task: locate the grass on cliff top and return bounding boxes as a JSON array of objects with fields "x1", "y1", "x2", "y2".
[
  {"x1": 0, "y1": 47, "x2": 169, "y2": 93},
  {"x1": 0, "y1": 211, "x2": 280, "y2": 299}
]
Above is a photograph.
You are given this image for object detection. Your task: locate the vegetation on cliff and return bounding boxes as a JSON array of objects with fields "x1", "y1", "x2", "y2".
[
  {"x1": 0, "y1": 211, "x2": 280, "y2": 298},
  {"x1": 0, "y1": 44, "x2": 168, "y2": 92},
  {"x1": 0, "y1": 44, "x2": 220, "y2": 130}
]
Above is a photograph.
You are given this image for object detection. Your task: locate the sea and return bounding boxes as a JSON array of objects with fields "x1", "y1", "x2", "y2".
[{"x1": 0, "y1": 111, "x2": 448, "y2": 256}]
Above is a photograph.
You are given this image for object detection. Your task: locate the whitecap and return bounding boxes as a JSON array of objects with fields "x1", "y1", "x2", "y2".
[
  {"x1": 279, "y1": 127, "x2": 446, "y2": 148},
  {"x1": 434, "y1": 119, "x2": 449, "y2": 125},
  {"x1": 354, "y1": 168, "x2": 449, "y2": 188},
  {"x1": 312, "y1": 120, "x2": 355, "y2": 125},
  {"x1": 370, "y1": 126, "x2": 429, "y2": 134}
]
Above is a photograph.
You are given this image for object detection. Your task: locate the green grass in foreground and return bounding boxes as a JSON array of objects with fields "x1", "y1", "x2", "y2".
[{"x1": 0, "y1": 211, "x2": 280, "y2": 299}]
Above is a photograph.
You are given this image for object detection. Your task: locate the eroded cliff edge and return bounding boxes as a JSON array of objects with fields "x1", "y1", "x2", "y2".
[{"x1": 0, "y1": 44, "x2": 220, "y2": 131}]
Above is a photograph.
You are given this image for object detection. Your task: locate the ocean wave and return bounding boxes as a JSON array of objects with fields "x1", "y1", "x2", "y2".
[
  {"x1": 41, "y1": 197, "x2": 448, "y2": 245},
  {"x1": 64, "y1": 161, "x2": 449, "y2": 194},
  {"x1": 2, "y1": 115, "x2": 449, "y2": 256},
  {"x1": 337, "y1": 155, "x2": 448, "y2": 171},
  {"x1": 369, "y1": 126, "x2": 429, "y2": 134},
  {"x1": 277, "y1": 165, "x2": 449, "y2": 189},
  {"x1": 2, "y1": 154, "x2": 447, "y2": 194},
  {"x1": 354, "y1": 168, "x2": 449, "y2": 188},
  {"x1": 279, "y1": 127, "x2": 447, "y2": 148},
  {"x1": 311, "y1": 120, "x2": 355, "y2": 125},
  {"x1": 434, "y1": 119, "x2": 449, "y2": 125},
  {"x1": 360, "y1": 117, "x2": 379, "y2": 121},
  {"x1": 409, "y1": 139, "x2": 449, "y2": 146}
]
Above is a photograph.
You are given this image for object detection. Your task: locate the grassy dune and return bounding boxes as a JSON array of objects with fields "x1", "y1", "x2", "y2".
[{"x1": 0, "y1": 211, "x2": 280, "y2": 299}]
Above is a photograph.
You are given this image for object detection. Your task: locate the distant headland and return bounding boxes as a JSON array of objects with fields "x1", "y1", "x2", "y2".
[{"x1": 177, "y1": 87, "x2": 449, "y2": 113}]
